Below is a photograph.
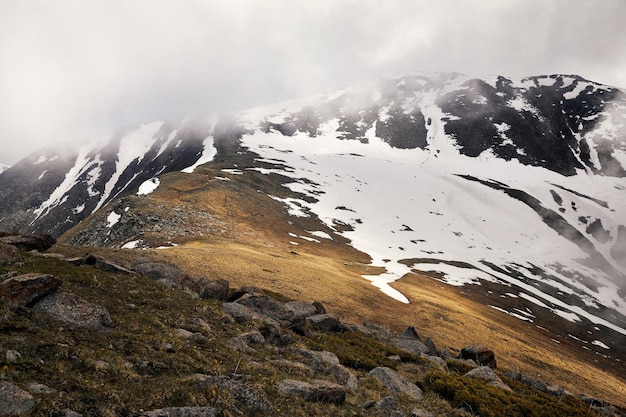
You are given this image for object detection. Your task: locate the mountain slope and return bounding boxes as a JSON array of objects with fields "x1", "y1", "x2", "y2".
[{"x1": 2, "y1": 73, "x2": 626, "y2": 386}]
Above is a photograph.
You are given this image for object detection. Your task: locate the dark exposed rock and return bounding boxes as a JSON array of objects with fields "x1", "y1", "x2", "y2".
[
  {"x1": 67, "y1": 253, "x2": 134, "y2": 274},
  {"x1": 328, "y1": 364, "x2": 358, "y2": 390},
  {"x1": 140, "y1": 407, "x2": 217, "y2": 417},
  {"x1": 234, "y1": 292, "x2": 293, "y2": 324},
  {"x1": 0, "y1": 273, "x2": 61, "y2": 307},
  {"x1": 411, "y1": 408, "x2": 434, "y2": 417},
  {"x1": 220, "y1": 302, "x2": 262, "y2": 323},
  {"x1": 305, "y1": 313, "x2": 341, "y2": 332},
  {"x1": 0, "y1": 381, "x2": 36, "y2": 416},
  {"x1": 131, "y1": 259, "x2": 188, "y2": 286},
  {"x1": 458, "y1": 345, "x2": 497, "y2": 368},
  {"x1": 194, "y1": 375, "x2": 273, "y2": 413},
  {"x1": 368, "y1": 367, "x2": 423, "y2": 400},
  {"x1": 32, "y1": 292, "x2": 113, "y2": 330},
  {"x1": 284, "y1": 300, "x2": 319, "y2": 320},
  {"x1": 390, "y1": 326, "x2": 429, "y2": 356},
  {"x1": 199, "y1": 278, "x2": 229, "y2": 301},
  {"x1": 227, "y1": 285, "x2": 265, "y2": 302},
  {"x1": 278, "y1": 379, "x2": 347, "y2": 403},
  {"x1": 0, "y1": 242, "x2": 20, "y2": 265},
  {"x1": 0, "y1": 234, "x2": 56, "y2": 252},
  {"x1": 464, "y1": 366, "x2": 511, "y2": 391},
  {"x1": 313, "y1": 301, "x2": 327, "y2": 314}
]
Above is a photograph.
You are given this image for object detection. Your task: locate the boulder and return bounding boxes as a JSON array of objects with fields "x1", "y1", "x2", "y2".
[
  {"x1": 27, "y1": 382, "x2": 56, "y2": 395},
  {"x1": 33, "y1": 292, "x2": 113, "y2": 330},
  {"x1": 0, "y1": 243, "x2": 20, "y2": 265},
  {"x1": 390, "y1": 327, "x2": 429, "y2": 355},
  {"x1": 328, "y1": 364, "x2": 358, "y2": 390},
  {"x1": 195, "y1": 376, "x2": 273, "y2": 413},
  {"x1": 374, "y1": 396, "x2": 404, "y2": 417},
  {"x1": 368, "y1": 366, "x2": 423, "y2": 400},
  {"x1": 0, "y1": 234, "x2": 56, "y2": 252},
  {"x1": 458, "y1": 345, "x2": 497, "y2": 369},
  {"x1": 0, "y1": 381, "x2": 35, "y2": 416},
  {"x1": 305, "y1": 313, "x2": 341, "y2": 332},
  {"x1": 0, "y1": 273, "x2": 61, "y2": 307},
  {"x1": 131, "y1": 260, "x2": 188, "y2": 286},
  {"x1": 140, "y1": 407, "x2": 217, "y2": 417},
  {"x1": 278, "y1": 379, "x2": 347, "y2": 403},
  {"x1": 464, "y1": 366, "x2": 511, "y2": 391},
  {"x1": 291, "y1": 348, "x2": 340, "y2": 373},
  {"x1": 411, "y1": 408, "x2": 434, "y2": 417},
  {"x1": 220, "y1": 302, "x2": 262, "y2": 323},
  {"x1": 284, "y1": 300, "x2": 318, "y2": 319},
  {"x1": 199, "y1": 279, "x2": 229, "y2": 300},
  {"x1": 5, "y1": 350, "x2": 21, "y2": 363},
  {"x1": 235, "y1": 293, "x2": 293, "y2": 324}
]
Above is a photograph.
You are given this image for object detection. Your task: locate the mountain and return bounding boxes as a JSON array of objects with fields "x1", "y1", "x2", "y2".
[
  {"x1": 1, "y1": 72, "x2": 626, "y2": 393},
  {"x1": 0, "y1": 162, "x2": 9, "y2": 174}
]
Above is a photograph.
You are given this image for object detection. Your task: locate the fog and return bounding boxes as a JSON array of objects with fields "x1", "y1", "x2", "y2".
[{"x1": 1, "y1": 0, "x2": 625, "y2": 165}]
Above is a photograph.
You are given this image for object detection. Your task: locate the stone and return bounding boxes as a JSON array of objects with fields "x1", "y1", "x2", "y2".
[
  {"x1": 140, "y1": 407, "x2": 217, "y2": 417},
  {"x1": 0, "y1": 242, "x2": 20, "y2": 265},
  {"x1": 199, "y1": 279, "x2": 229, "y2": 301},
  {"x1": 235, "y1": 293, "x2": 293, "y2": 324},
  {"x1": 503, "y1": 370, "x2": 547, "y2": 392},
  {"x1": 278, "y1": 379, "x2": 347, "y2": 403},
  {"x1": 411, "y1": 408, "x2": 434, "y2": 417},
  {"x1": 291, "y1": 348, "x2": 340, "y2": 373},
  {"x1": 464, "y1": 366, "x2": 511, "y2": 391},
  {"x1": 368, "y1": 366, "x2": 423, "y2": 400},
  {"x1": 458, "y1": 345, "x2": 497, "y2": 368},
  {"x1": 375, "y1": 396, "x2": 404, "y2": 417},
  {"x1": 284, "y1": 300, "x2": 318, "y2": 319},
  {"x1": 32, "y1": 292, "x2": 113, "y2": 330},
  {"x1": 5, "y1": 350, "x2": 21, "y2": 363},
  {"x1": 312, "y1": 301, "x2": 327, "y2": 314},
  {"x1": 27, "y1": 382, "x2": 56, "y2": 394},
  {"x1": 132, "y1": 260, "x2": 188, "y2": 286},
  {"x1": 328, "y1": 364, "x2": 358, "y2": 390},
  {"x1": 305, "y1": 313, "x2": 341, "y2": 332},
  {"x1": 0, "y1": 273, "x2": 61, "y2": 307},
  {"x1": 68, "y1": 254, "x2": 133, "y2": 274},
  {"x1": 58, "y1": 410, "x2": 83, "y2": 417},
  {"x1": 0, "y1": 234, "x2": 56, "y2": 252},
  {"x1": 220, "y1": 302, "x2": 262, "y2": 323},
  {"x1": 0, "y1": 381, "x2": 35, "y2": 416},
  {"x1": 195, "y1": 375, "x2": 273, "y2": 413}
]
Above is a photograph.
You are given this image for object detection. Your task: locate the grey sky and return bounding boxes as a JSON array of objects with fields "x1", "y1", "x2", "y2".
[{"x1": 1, "y1": 0, "x2": 625, "y2": 165}]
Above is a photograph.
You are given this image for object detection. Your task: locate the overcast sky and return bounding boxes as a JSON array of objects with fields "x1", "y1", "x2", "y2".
[{"x1": 1, "y1": 0, "x2": 625, "y2": 165}]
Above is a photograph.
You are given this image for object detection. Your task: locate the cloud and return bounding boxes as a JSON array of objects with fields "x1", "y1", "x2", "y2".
[{"x1": 1, "y1": 0, "x2": 625, "y2": 165}]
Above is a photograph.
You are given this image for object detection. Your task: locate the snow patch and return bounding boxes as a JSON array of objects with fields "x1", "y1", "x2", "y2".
[
  {"x1": 181, "y1": 136, "x2": 217, "y2": 173},
  {"x1": 137, "y1": 178, "x2": 160, "y2": 195},
  {"x1": 107, "y1": 211, "x2": 121, "y2": 228}
]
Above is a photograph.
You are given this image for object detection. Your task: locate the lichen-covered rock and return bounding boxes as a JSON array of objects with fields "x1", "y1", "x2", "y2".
[
  {"x1": 0, "y1": 273, "x2": 61, "y2": 307},
  {"x1": 369, "y1": 366, "x2": 423, "y2": 400},
  {"x1": 0, "y1": 381, "x2": 35, "y2": 416},
  {"x1": 140, "y1": 407, "x2": 217, "y2": 417},
  {"x1": 0, "y1": 234, "x2": 56, "y2": 252},
  {"x1": 278, "y1": 379, "x2": 347, "y2": 403},
  {"x1": 464, "y1": 366, "x2": 511, "y2": 391},
  {"x1": 305, "y1": 313, "x2": 341, "y2": 332},
  {"x1": 291, "y1": 347, "x2": 340, "y2": 373},
  {"x1": 33, "y1": 292, "x2": 113, "y2": 330},
  {"x1": 0, "y1": 242, "x2": 20, "y2": 265},
  {"x1": 199, "y1": 278, "x2": 229, "y2": 300}
]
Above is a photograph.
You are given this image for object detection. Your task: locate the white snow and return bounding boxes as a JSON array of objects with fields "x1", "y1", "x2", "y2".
[
  {"x1": 106, "y1": 211, "x2": 121, "y2": 228},
  {"x1": 122, "y1": 240, "x2": 141, "y2": 249},
  {"x1": 563, "y1": 82, "x2": 589, "y2": 100},
  {"x1": 33, "y1": 155, "x2": 48, "y2": 164},
  {"x1": 137, "y1": 178, "x2": 160, "y2": 195},
  {"x1": 592, "y1": 340, "x2": 610, "y2": 349},
  {"x1": 307, "y1": 230, "x2": 333, "y2": 240},
  {"x1": 181, "y1": 136, "x2": 217, "y2": 173}
]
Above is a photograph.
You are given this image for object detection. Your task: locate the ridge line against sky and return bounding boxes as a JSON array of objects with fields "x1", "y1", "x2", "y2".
[{"x1": 1, "y1": 0, "x2": 625, "y2": 165}]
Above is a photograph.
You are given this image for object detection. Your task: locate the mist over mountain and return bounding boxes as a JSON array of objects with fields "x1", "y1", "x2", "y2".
[{"x1": 1, "y1": 72, "x2": 625, "y2": 363}]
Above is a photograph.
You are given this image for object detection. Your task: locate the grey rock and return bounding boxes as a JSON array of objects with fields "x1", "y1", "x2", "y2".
[
  {"x1": 0, "y1": 273, "x2": 62, "y2": 307},
  {"x1": 503, "y1": 370, "x2": 547, "y2": 392},
  {"x1": 278, "y1": 379, "x2": 347, "y2": 403},
  {"x1": 32, "y1": 291, "x2": 113, "y2": 330},
  {"x1": 235, "y1": 293, "x2": 293, "y2": 324},
  {"x1": 195, "y1": 375, "x2": 273, "y2": 413},
  {"x1": 545, "y1": 383, "x2": 565, "y2": 397},
  {"x1": 327, "y1": 364, "x2": 358, "y2": 390},
  {"x1": 140, "y1": 407, "x2": 217, "y2": 417},
  {"x1": 368, "y1": 367, "x2": 423, "y2": 400},
  {"x1": 291, "y1": 348, "x2": 340, "y2": 373},
  {"x1": 132, "y1": 260, "x2": 188, "y2": 286},
  {"x1": 305, "y1": 313, "x2": 341, "y2": 332},
  {"x1": 284, "y1": 300, "x2": 318, "y2": 319},
  {"x1": 270, "y1": 360, "x2": 313, "y2": 377},
  {"x1": 58, "y1": 410, "x2": 83, "y2": 417},
  {"x1": 464, "y1": 366, "x2": 511, "y2": 391},
  {"x1": 411, "y1": 408, "x2": 434, "y2": 417},
  {"x1": 239, "y1": 330, "x2": 265, "y2": 345},
  {"x1": 27, "y1": 382, "x2": 56, "y2": 394},
  {"x1": 0, "y1": 242, "x2": 20, "y2": 265},
  {"x1": 375, "y1": 396, "x2": 404, "y2": 417},
  {"x1": 220, "y1": 302, "x2": 261, "y2": 323},
  {"x1": 0, "y1": 234, "x2": 55, "y2": 252},
  {"x1": 0, "y1": 381, "x2": 35, "y2": 416},
  {"x1": 390, "y1": 326, "x2": 429, "y2": 355},
  {"x1": 5, "y1": 350, "x2": 21, "y2": 363}
]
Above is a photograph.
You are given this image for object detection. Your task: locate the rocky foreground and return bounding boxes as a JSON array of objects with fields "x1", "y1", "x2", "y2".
[{"x1": 0, "y1": 234, "x2": 623, "y2": 416}]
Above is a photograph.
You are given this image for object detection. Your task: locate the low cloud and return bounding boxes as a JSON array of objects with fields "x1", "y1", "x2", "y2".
[{"x1": 1, "y1": 0, "x2": 625, "y2": 165}]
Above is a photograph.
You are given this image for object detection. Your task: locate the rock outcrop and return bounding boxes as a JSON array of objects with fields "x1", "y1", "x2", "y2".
[{"x1": 0, "y1": 273, "x2": 61, "y2": 307}]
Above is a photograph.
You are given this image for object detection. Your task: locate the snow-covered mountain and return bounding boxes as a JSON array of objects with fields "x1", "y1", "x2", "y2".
[
  {"x1": 0, "y1": 162, "x2": 9, "y2": 174},
  {"x1": 1, "y1": 72, "x2": 625, "y2": 343}
]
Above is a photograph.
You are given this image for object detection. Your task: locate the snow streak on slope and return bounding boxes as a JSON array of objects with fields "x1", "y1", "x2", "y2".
[{"x1": 242, "y1": 127, "x2": 626, "y2": 334}]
